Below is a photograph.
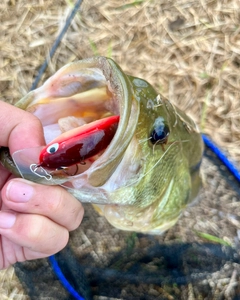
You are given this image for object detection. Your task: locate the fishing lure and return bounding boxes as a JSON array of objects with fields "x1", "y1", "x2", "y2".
[{"x1": 37, "y1": 115, "x2": 119, "y2": 170}]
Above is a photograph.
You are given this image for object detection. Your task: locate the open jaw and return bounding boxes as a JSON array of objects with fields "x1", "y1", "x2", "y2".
[
  {"x1": 26, "y1": 65, "x2": 121, "y2": 176},
  {"x1": 16, "y1": 57, "x2": 140, "y2": 204}
]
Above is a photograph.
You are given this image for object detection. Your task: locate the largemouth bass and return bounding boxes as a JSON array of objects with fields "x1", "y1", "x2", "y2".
[{"x1": 0, "y1": 57, "x2": 203, "y2": 234}]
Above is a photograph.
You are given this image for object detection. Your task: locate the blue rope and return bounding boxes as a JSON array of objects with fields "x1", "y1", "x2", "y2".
[
  {"x1": 29, "y1": 1, "x2": 239, "y2": 297},
  {"x1": 47, "y1": 134, "x2": 239, "y2": 300},
  {"x1": 202, "y1": 134, "x2": 240, "y2": 183},
  {"x1": 40, "y1": 2, "x2": 86, "y2": 299},
  {"x1": 49, "y1": 255, "x2": 85, "y2": 300}
]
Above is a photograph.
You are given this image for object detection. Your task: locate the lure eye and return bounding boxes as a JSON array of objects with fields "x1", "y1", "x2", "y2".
[
  {"x1": 150, "y1": 117, "x2": 170, "y2": 144},
  {"x1": 46, "y1": 143, "x2": 59, "y2": 154}
]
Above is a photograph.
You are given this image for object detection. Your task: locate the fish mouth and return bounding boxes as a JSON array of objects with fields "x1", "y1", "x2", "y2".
[{"x1": 21, "y1": 57, "x2": 139, "y2": 186}]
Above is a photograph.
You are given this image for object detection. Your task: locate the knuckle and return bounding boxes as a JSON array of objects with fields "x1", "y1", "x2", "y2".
[
  {"x1": 16, "y1": 214, "x2": 69, "y2": 254},
  {"x1": 68, "y1": 205, "x2": 84, "y2": 231},
  {"x1": 17, "y1": 215, "x2": 45, "y2": 244},
  {"x1": 57, "y1": 229, "x2": 69, "y2": 250},
  {"x1": 44, "y1": 228, "x2": 69, "y2": 255},
  {"x1": 45, "y1": 187, "x2": 83, "y2": 231},
  {"x1": 28, "y1": 113, "x2": 42, "y2": 128},
  {"x1": 46, "y1": 187, "x2": 66, "y2": 214}
]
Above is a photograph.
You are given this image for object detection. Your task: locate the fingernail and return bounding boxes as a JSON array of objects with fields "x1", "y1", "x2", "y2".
[
  {"x1": 6, "y1": 179, "x2": 34, "y2": 203},
  {"x1": 0, "y1": 212, "x2": 16, "y2": 229}
]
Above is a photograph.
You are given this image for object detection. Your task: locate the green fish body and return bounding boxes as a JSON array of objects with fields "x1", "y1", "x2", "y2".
[{"x1": 0, "y1": 57, "x2": 203, "y2": 234}]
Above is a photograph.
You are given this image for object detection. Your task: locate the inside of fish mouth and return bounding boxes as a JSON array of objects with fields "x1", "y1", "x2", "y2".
[
  {"x1": 37, "y1": 71, "x2": 120, "y2": 174},
  {"x1": 54, "y1": 76, "x2": 119, "y2": 131}
]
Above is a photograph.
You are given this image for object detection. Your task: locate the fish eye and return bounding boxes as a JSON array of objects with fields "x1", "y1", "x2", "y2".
[
  {"x1": 150, "y1": 123, "x2": 170, "y2": 144},
  {"x1": 46, "y1": 143, "x2": 59, "y2": 154}
]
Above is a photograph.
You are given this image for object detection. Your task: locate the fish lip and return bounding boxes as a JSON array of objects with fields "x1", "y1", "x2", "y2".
[{"x1": 86, "y1": 57, "x2": 140, "y2": 186}]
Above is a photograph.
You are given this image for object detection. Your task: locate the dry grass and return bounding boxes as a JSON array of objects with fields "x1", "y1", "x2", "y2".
[
  {"x1": 0, "y1": 267, "x2": 27, "y2": 300},
  {"x1": 1, "y1": 0, "x2": 240, "y2": 161},
  {"x1": 0, "y1": 0, "x2": 240, "y2": 299}
]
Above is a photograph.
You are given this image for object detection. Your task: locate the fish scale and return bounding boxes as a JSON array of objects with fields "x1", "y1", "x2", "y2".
[{"x1": 0, "y1": 57, "x2": 203, "y2": 234}]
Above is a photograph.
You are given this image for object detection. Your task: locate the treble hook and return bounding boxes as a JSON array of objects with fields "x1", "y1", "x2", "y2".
[{"x1": 58, "y1": 164, "x2": 79, "y2": 176}]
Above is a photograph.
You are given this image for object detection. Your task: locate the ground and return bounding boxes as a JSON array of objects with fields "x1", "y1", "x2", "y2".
[{"x1": 0, "y1": 0, "x2": 240, "y2": 299}]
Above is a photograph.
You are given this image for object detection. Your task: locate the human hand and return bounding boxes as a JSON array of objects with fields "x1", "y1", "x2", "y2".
[{"x1": 0, "y1": 101, "x2": 84, "y2": 269}]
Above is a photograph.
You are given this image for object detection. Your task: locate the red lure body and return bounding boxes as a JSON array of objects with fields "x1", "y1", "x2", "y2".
[{"x1": 39, "y1": 115, "x2": 120, "y2": 169}]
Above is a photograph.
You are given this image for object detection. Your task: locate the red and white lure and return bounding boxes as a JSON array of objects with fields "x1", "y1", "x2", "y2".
[{"x1": 30, "y1": 115, "x2": 119, "y2": 179}]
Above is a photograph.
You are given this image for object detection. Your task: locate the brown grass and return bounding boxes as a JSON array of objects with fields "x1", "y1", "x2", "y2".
[{"x1": 0, "y1": 0, "x2": 240, "y2": 298}]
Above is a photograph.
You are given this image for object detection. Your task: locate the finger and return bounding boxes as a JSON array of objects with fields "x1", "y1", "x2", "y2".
[
  {"x1": 1, "y1": 178, "x2": 84, "y2": 231},
  {"x1": 0, "y1": 211, "x2": 69, "y2": 258},
  {"x1": 0, "y1": 164, "x2": 12, "y2": 192},
  {"x1": 0, "y1": 101, "x2": 45, "y2": 154},
  {"x1": 0, "y1": 166, "x2": 12, "y2": 210}
]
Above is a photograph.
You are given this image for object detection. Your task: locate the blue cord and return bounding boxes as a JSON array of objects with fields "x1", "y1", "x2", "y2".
[
  {"x1": 202, "y1": 134, "x2": 240, "y2": 183},
  {"x1": 49, "y1": 255, "x2": 85, "y2": 300},
  {"x1": 30, "y1": 0, "x2": 239, "y2": 295},
  {"x1": 48, "y1": 134, "x2": 240, "y2": 300},
  {"x1": 32, "y1": 0, "x2": 86, "y2": 298}
]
